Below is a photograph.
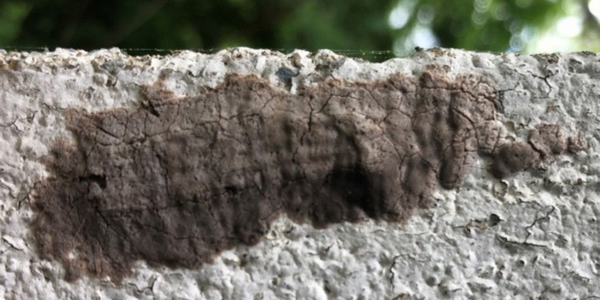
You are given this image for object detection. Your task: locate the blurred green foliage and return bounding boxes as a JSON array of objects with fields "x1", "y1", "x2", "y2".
[
  {"x1": 0, "y1": 0, "x2": 598, "y2": 60},
  {"x1": 404, "y1": 0, "x2": 568, "y2": 51}
]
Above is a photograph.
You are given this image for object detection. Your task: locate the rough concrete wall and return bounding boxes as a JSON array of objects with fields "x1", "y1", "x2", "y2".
[{"x1": 0, "y1": 48, "x2": 598, "y2": 299}]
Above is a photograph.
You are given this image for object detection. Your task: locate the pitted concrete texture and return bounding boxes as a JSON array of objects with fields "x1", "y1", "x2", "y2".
[{"x1": 0, "y1": 48, "x2": 598, "y2": 299}]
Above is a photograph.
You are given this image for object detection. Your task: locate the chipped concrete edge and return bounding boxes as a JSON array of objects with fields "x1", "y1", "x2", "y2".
[{"x1": 0, "y1": 47, "x2": 599, "y2": 299}]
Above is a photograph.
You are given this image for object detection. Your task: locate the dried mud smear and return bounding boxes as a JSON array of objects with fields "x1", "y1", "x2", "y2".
[{"x1": 32, "y1": 71, "x2": 571, "y2": 283}]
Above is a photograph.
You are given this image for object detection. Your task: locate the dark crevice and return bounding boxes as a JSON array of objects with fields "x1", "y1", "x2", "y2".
[{"x1": 78, "y1": 174, "x2": 107, "y2": 189}]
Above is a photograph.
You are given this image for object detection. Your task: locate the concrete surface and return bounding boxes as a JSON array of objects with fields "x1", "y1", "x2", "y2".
[{"x1": 0, "y1": 48, "x2": 598, "y2": 299}]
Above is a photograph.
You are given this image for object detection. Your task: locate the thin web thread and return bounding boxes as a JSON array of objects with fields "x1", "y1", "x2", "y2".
[{"x1": 0, "y1": 46, "x2": 406, "y2": 61}]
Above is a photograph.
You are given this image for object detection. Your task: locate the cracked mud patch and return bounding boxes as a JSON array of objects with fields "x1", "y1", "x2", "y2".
[{"x1": 31, "y1": 70, "x2": 575, "y2": 283}]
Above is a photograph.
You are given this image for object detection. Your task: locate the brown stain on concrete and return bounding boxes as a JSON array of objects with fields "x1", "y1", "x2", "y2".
[{"x1": 31, "y1": 70, "x2": 573, "y2": 283}]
